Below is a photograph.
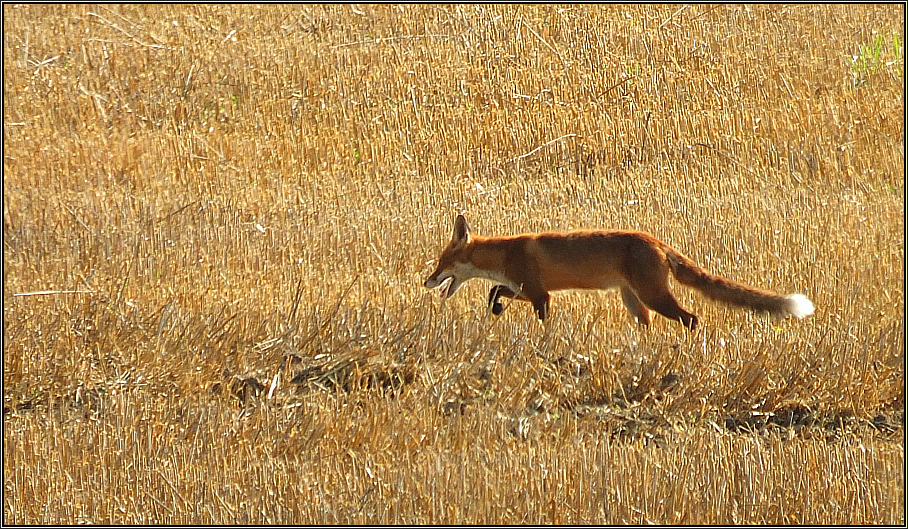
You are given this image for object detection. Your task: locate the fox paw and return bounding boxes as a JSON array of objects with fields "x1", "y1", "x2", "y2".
[{"x1": 488, "y1": 285, "x2": 507, "y2": 316}]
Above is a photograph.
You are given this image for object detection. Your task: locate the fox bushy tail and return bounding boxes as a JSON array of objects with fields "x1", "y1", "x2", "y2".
[{"x1": 663, "y1": 247, "x2": 814, "y2": 319}]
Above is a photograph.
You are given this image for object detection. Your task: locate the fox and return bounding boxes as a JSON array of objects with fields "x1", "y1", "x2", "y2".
[{"x1": 423, "y1": 215, "x2": 814, "y2": 330}]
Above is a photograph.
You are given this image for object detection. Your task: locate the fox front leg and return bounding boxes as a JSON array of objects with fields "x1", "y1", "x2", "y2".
[
  {"x1": 530, "y1": 293, "x2": 551, "y2": 320},
  {"x1": 487, "y1": 284, "x2": 550, "y2": 320},
  {"x1": 488, "y1": 285, "x2": 515, "y2": 315}
]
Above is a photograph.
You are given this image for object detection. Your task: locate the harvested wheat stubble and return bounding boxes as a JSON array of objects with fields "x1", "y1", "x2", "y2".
[{"x1": 3, "y1": 3, "x2": 904, "y2": 525}]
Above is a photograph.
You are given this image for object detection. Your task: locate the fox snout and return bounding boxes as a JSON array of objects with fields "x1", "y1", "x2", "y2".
[
  {"x1": 423, "y1": 270, "x2": 444, "y2": 289},
  {"x1": 424, "y1": 263, "x2": 453, "y2": 289},
  {"x1": 424, "y1": 268, "x2": 459, "y2": 298}
]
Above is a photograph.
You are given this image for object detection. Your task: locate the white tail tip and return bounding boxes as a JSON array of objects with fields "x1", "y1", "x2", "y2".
[{"x1": 785, "y1": 294, "x2": 815, "y2": 319}]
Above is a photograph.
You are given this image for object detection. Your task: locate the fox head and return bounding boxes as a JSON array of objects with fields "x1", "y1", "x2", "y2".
[{"x1": 423, "y1": 214, "x2": 473, "y2": 298}]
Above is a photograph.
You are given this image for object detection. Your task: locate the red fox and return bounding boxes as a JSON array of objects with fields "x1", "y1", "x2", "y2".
[{"x1": 423, "y1": 215, "x2": 814, "y2": 330}]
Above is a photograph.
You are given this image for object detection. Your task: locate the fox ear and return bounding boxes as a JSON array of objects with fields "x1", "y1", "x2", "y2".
[{"x1": 453, "y1": 214, "x2": 471, "y2": 243}]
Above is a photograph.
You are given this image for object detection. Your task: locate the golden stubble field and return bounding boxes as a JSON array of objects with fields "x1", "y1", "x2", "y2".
[{"x1": 3, "y1": 4, "x2": 904, "y2": 524}]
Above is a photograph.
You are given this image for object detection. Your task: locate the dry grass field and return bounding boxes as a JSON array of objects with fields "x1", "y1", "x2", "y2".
[{"x1": 3, "y1": 4, "x2": 904, "y2": 524}]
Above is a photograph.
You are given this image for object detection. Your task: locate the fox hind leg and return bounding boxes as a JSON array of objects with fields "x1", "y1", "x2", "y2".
[
  {"x1": 620, "y1": 286, "x2": 652, "y2": 327},
  {"x1": 625, "y1": 251, "x2": 699, "y2": 330},
  {"x1": 637, "y1": 290, "x2": 698, "y2": 330}
]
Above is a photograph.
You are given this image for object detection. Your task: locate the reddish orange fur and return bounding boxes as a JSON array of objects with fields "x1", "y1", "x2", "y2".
[{"x1": 424, "y1": 215, "x2": 814, "y2": 330}]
